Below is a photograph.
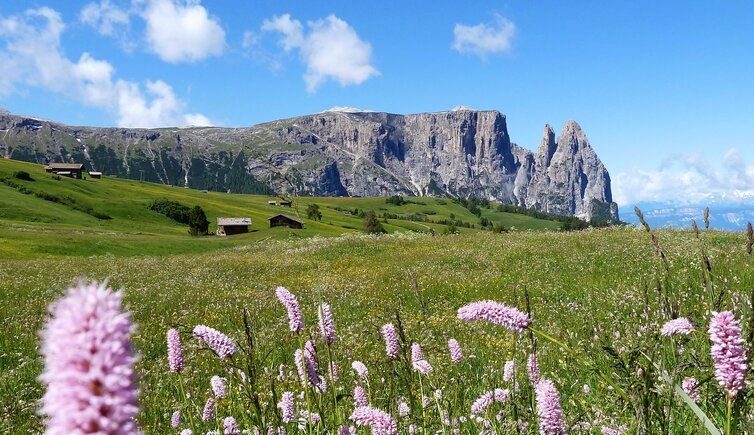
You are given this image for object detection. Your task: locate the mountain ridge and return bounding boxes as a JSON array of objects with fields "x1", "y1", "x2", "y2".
[{"x1": 0, "y1": 108, "x2": 619, "y2": 222}]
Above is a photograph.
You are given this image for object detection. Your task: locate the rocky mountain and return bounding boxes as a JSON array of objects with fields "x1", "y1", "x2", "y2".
[{"x1": 0, "y1": 107, "x2": 618, "y2": 222}]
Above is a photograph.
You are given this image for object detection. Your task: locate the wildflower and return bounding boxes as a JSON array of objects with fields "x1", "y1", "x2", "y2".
[
  {"x1": 193, "y1": 325, "x2": 237, "y2": 360},
  {"x1": 471, "y1": 389, "x2": 508, "y2": 415},
  {"x1": 527, "y1": 353, "x2": 540, "y2": 384},
  {"x1": 410, "y1": 343, "x2": 423, "y2": 363},
  {"x1": 503, "y1": 360, "x2": 514, "y2": 383},
  {"x1": 350, "y1": 406, "x2": 397, "y2": 435},
  {"x1": 275, "y1": 287, "x2": 303, "y2": 333},
  {"x1": 457, "y1": 300, "x2": 531, "y2": 333},
  {"x1": 682, "y1": 377, "x2": 700, "y2": 402},
  {"x1": 329, "y1": 359, "x2": 339, "y2": 383},
  {"x1": 211, "y1": 376, "x2": 227, "y2": 398},
  {"x1": 660, "y1": 318, "x2": 694, "y2": 336},
  {"x1": 398, "y1": 401, "x2": 410, "y2": 417},
  {"x1": 583, "y1": 384, "x2": 590, "y2": 394},
  {"x1": 535, "y1": 380, "x2": 566, "y2": 435},
  {"x1": 202, "y1": 397, "x2": 216, "y2": 421},
  {"x1": 181, "y1": 430, "x2": 193, "y2": 435},
  {"x1": 413, "y1": 359, "x2": 433, "y2": 375},
  {"x1": 318, "y1": 303, "x2": 335, "y2": 344},
  {"x1": 448, "y1": 339, "x2": 463, "y2": 364},
  {"x1": 340, "y1": 425, "x2": 355, "y2": 435},
  {"x1": 294, "y1": 349, "x2": 318, "y2": 387},
  {"x1": 278, "y1": 391, "x2": 295, "y2": 423},
  {"x1": 224, "y1": 416, "x2": 239, "y2": 435},
  {"x1": 40, "y1": 281, "x2": 139, "y2": 434},
  {"x1": 354, "y1": 386, "x2": 368, "y2": 406},
  {"x1": 171, "y1": 411, "x2": 181, "y2": 428},
  {"x1": 352, "y1": 361, "x2": 369, "y2": 379},
  {"x1": 167, "y1": 328, "x2": 184, "y2": 373},
  {"x1": 305, "y1": 340, "x2": 319, "y2": 372},
  {"x1": 709, "y1": 311, "x2": 748, "y2": 398},
  {"x1": 381, "y1": 324, "x2": 400, "y2": 358}
]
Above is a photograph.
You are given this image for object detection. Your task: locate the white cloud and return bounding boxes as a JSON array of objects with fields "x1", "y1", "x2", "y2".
[
  {"x1": 142, "y1": 0, "x2": 226, "y2": 63},
  {"x1": 80, "y1": 0, "x2": 130, "y2": 36},
  {"x1": 452, "y1": 14, "x2": 516, "y2": 58},
  {"x1": 261, "y1": 14, "x2": 379, "y2": 92},
  {"x1": 613, "y1": 149, "x2": 754, "y2": 206},
  {"x1": 0, "y1": 7, "x2": 210, "y2": 128}
]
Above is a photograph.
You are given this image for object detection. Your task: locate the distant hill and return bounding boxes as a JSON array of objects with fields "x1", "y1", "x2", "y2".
[
  {"x1": 620, "y1": 202, "x2": 754, "y2": 231},
  {"x1": 0, "y1": 107, "x2": 618, "y2": 222},
  {"x1": 0, "y1": 159, "x2": 565, "y2": 259}
]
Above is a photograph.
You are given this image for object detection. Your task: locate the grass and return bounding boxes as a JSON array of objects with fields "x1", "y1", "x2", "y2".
[
  {"x1": 1, "y1": 225, "x2": 753, "y2": 432},
  {"x1": 0, "y1": 159, "x2": 559, "y2": 259}
]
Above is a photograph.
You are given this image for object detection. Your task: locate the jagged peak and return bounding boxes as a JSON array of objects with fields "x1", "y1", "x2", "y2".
[{"x1": 323, "y1": 106, "x2": 373, "y2": 113}]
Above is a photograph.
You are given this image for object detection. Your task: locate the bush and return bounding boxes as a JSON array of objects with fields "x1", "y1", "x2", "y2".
[
  {"x1": 306, "y1": 203, "x2": 322, "y2": 221},
  {"x1": 188, "y1": 206, "x2": 209, "y2": 236},
  {"x1": 363, "y1": 210, "x2": 385, "y2": 234},
  {"x1": 442, "y1": 222, "x2": 458, "y2": 235},
  {"x1": 493, "y1": 224, "x2": 508, "y2": 233},
  {"x1": 13, "y1": 171, "x2": 33, "y2": 181},
  {"x1": 385, "y1": 195, "x2": 406, "y2": 206},
  {"x1": 149, "y1": 199, "x2": 191, "y2": 224}
]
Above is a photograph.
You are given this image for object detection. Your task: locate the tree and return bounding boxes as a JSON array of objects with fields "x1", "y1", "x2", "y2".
[
  {"x1": 363, "y1": 210, "x2": 386, "y2": 234},
  {"x1": 306, "y1": 203, "x2": 322, "y2": 221},
  {"x1": 188, "y1": 206, "x2": 209, "y2": 236}
]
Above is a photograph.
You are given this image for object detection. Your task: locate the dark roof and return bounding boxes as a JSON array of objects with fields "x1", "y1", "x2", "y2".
[
  {"x1": 46, "y1": 163, "x2": 84, "y2": 170},
  {"x1": 267, "y1": 213, "x2": 304, "y2": 224}
]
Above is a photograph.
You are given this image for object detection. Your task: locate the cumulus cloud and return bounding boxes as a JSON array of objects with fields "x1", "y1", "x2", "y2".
[
  {"x1": 261, "y1": 14, "x2": 379, "y2": 92},
  {"x1": 80, "y1": 0, "x2": 130, "y2": 36},
  {"x1": 142, "y1": 0, "x2": 226, "y2": 63},
  {"x1": 613, "y1": 149, "x2": 754, "y2": 206},
  {"x1": 452, "y1": 14, "x2": 516, "y2": 58},
  {"x1": 0, "y1": 7, "x2": 210, "y2": 128}
]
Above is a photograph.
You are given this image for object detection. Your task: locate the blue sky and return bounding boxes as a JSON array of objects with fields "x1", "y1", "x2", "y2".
[{"x1": 1, "y1": 1, "x2": 753, "y2": 207}]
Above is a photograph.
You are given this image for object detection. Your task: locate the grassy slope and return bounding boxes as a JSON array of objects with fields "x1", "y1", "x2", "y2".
[{"x1": 0, "y1": 159, "x2": 559, "y2": 258}]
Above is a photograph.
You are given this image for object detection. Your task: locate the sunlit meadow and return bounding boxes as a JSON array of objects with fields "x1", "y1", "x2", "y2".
[{"x1": 2, "y1": 223, "x2": 754, "y2": 433}]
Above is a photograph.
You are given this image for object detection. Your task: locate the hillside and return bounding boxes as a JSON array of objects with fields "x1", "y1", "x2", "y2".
[
  {"x1": 0, "y1": 108, "x2": 619, "y2": 222},
  {"x1": 0, "y1": 159, "x2": 561, "y2": 258}
]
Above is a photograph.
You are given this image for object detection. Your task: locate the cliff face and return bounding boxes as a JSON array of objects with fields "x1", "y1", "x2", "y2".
[{"x1": 0, "y1": 108, "x2": 618, "y2": 222}]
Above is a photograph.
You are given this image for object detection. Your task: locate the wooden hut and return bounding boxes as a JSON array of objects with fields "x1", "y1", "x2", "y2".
[
  {"x1": 216, "y1": 217, "x2": 251, "y2": 236},
  {"x1": 268, "y1": 214, "x2": 304, "y2": 229},
  {"x1": 279, "y1": 199, "x2": 292, "y2": 207},
  {"x1": 89, "y1": 171, "x2": 102, "y2": 179},
  {"x1": 45, "y1": 163, "x2": 84, "y2": 178}
]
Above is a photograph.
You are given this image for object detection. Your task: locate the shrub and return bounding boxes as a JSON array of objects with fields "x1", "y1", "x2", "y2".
[
  {"x1": 188, "y1": 206, "x2": 209, "y2": 236},
  {"x1": 363, "y1": 210, "x2": 386, "y2": 234},
  {"x1": 306, "y1": 203, "x2": 322, "y2": 221},
  {"x1": 385, "y1": 195, "x2": 406, "y2": 206},
  {"x1": 13, "y1": 171, "x2": 33, "y2": 181},
  {"x1": 149, "y1": 199, "x2": 191, "y2": 224}
]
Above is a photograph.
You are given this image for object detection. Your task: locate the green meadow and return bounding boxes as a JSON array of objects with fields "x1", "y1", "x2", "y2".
[{"x1": 1, "y1": 158, "x2": 753, "y2": 433}]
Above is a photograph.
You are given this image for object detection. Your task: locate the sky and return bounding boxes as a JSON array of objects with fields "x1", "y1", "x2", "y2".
[{"x1": 1, "y1": 1, "x2": 753, "y2": 207}]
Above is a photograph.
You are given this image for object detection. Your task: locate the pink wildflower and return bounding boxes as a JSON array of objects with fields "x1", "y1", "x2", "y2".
[
  {"x1": 224, "y1": 416, "x2": 239, "y2": 434},
  {"x1": 354, "y1": 386, "x2": 368, "y2": 407},
  {"x1": 318, "y1": 303, "x2": 335, "y2": 344},
  {"x1": 398, "y1": 401, "x2": 410, "y2": 417},
  {"x1": 167, "y1": 328, "x2": 184, "y2": 373},
  {"x1": 381, "y1": 323, "x2": 400, "y2": 358},
  {"x1": 294, "y1": 348, "x2": 319, "y2": 387},
  {"x1": 352, "y1": 361, "x2": 369, "y2": 379},
  {"x1": 535, "y1": 380, "x2": 565, "y2": 435},
  {"x1": 211, "y1": 375, "x2": 227, "y2": 398},
  {"x1": 193, "y1": 325, "x2": 236, "y2": 359},
  {"x1": 682, "y1": 377, "x2": 700, "y2": 402},
  {"x1": 527, "y1": 353, "x2": 540, "y2": 384},
  {"x1": 350, "y1": 406, "x2": 397, "y2": 435},
  {"x1": 181, "y1": 430, "x2": 193, "y2": 435},
  {"x1": 709, "y1": 311, "x2": 748, "y2": 398},
  {"x1": 278, "y1": 391, "x2": 295, "y2": 423},
  {"x1": 660, "y1": 318, "x2": 694, "y2": 336},
  {"x1": 171, "y1": 411, "x2": 180, "y2": 428},
  {"x1": 457, "y1": 300, "x2": 532, "y2": 332},
  {"x1": 503, "y1": 360, "x2": 515, "y2": 383},
  {"x1": 413, "y1": 359, "x2": 433, "y2": 375},
  {"x1": 40, "y1": 281, "x2": 139, "y2": 434},
  {"x1": 202, "y1": 397, "x2": 216, "y2": 421},
  {"x1": 410, "y1": 343, "x2": 423, "y2": 364},
  {"x1": 275, "y1": 287, "x2": 303, "y2": 333},
  {"x1": 448, "y1": 339, "x2": 463, "y2": 364}
]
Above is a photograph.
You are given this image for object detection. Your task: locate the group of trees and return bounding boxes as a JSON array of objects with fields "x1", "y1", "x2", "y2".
[{"x1": 148, "y1": 198, "x2": 208, "y2": 236}]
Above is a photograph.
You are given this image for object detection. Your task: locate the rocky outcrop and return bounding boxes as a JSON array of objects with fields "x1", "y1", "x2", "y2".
[{"x1": 0, "y1": 108, "x2": 619, "y2": 222}]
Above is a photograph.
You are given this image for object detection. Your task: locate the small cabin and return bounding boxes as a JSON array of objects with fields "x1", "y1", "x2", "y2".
[
  {"x1": 216, "y1": 217, "x2": 251, "y2": 236},
  {"x1": 279, "y1": 199, "x2": 292, "y2": 207},
  {"x1": 89, "y1": 171, "x2": 102, "y2": 179},
  {"x1": 268, "y1": 214, "x2": 304, "y2": 229},
  {"x1": 267, "y1": 200, "x2": 277, "y2": 206},
  {"x1": 45, "y1": 163, "x2": 84, "y2": 179}
]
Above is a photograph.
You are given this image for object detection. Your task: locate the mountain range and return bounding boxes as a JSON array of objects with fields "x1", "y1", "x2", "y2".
[{"x1": 0, "y1": 107, "x2": 619, "y2": 222}]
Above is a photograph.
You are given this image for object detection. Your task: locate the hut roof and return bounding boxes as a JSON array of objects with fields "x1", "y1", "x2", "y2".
[
  {"x1": 217, "y1": 217, "x2": 251, "y2": 226},
  {"x1": 267, "y1": 214, "x2": 304, "y2": 224},
  {"x1": 46, "y1": 163, "x2": 84, "y2": 170}
]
